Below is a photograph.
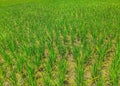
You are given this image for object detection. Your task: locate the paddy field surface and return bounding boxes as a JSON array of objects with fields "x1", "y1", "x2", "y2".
[{"x1": 0, "y1": 0, "x2": 120, "y2": 86}]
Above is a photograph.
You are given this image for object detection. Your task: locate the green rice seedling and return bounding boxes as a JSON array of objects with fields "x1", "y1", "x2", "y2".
[
  {"x1": 110, "y1": 39, "x2": 120, "y2": 86},
  {"x1": 92, "y1": 31, "x2": 112, "y2": 85},
  {"x1": 91, "y1": 39, "x2": 102, "y2": 84},
  {"x1": 34, "y1": 46, "x2": 44, "y2": 66},
  {"x1": 80, "y1": 29, "x2": 88, "y2": 43},
  {"x1": 29, "y1": 36, "x2": 43, "y2": 66},
  {"x1": 45, "y1": 61, "x2": 52, "y2": 78},
  {"x1": 44, "y1": 58, "x2": 56, "y2": 86},
  {"x1": 91, "y1": 29, "x2": 98, "y2": 45},
  {"x1": 56, "y1": 32, "x2": 63, "y2": 48},
  {"x1": 110, "y1": 59, "x2": 119, "y2": 86},
  {"x1": 96, "y1": 37, "x2": 108, "y2": 62},
  {"x1": 92, "y1": 61, "x2": 101, "y2": 79},
  {"x1": 58, "y1": 42, "x2": 66, "y2": 57},
  {"x1": 27, "y1": 64, "x2": 36, "y2": 86},
  {"x1": 45, "y1": 48, "x2": 56, "y2": 75},
  {"x1": 72, "y1": 46, "x2": 80, "y2": 65},
  {"x1": 65, "y1": 24, "x2": 71, "y2": 36},
  {"x1": 10, "y1": 70, "x2": 17, "y2": 85},
  {"x1": 48, "y1": 49, "x2": 57, "y2": 68},
  {"x1": 92, "y1": 59, "x2": 103, "y2": 86},
  {"x1": 16, "y1": 58, "x2": 22, "y2": 73},
  {"x1": 0, "y1": 48, "x2": 12, "y2": 67},
  {"x1": 0, "y1": 80, "x2": 2, "y2": 86},
  {"x1": 43, "y1": 41, "x2": 57, "y2": 84},
  {"x1": 82, "y1": 40, "x2": 92, "y2": 64},
  {"x1": 58, "y1": 58, "x2": 67, "y2": 86},
  {"x1": 76, "y1": 62, "x2": 84, "y2": 86},
  {"x1": 7, "y1": 39, "x2": 15, "y2": 54},
  {"x1": 0, "y1": 70, "x2": 3, "y2": 86},
  {"x1": 78, "y1": 66, "x2": 84, "y2": 86},
  {"x1": 72, "y1": 46, "x2": 85, "y2": 86},
  {"x1": 47, "y1": 40, "x2": 53, "y2": 51},
  {"x1": 96, "y1": 77, "x2": 103, "y2": 86},
  {"x1": 43, "y1": 75, "x2": 51, "y2": 86},
  {"x1": 21, "y1": 44, "x2": 30, "y2": 57},
  {"x1": 16, "y1": 54, "x2": 25, "y2": 73},
  {"x1": 44, "y1": 51, "x2": 56, "y2": 85},
  {"x1": 70, "y1": 28, "x2": 77, "y2": 44},
  {"x1": 54, "y1": 29, "x2": 60, "y2": 44},
  {"x1": 62, "y1": 26, "x2": 68, "y2": 44}
]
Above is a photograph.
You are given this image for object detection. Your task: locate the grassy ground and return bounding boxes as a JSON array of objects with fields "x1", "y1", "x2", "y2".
[{"x1": 0, "y1": 0, "x2": 120, "y2": 86}]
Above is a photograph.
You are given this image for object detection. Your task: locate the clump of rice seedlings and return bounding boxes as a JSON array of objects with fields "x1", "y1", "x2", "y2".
[
  {"x1": 10, "y1": 70, "x2": 17, "y2": 85},
  {"x1": 43, "y1": 42, "x2": 57, "y2": 85},
  {"x1": 27, "y1": 64, "x2": 36, "y2": 86},
  {"x1": 57, "y1": 38, "x2": 66, "y2": 57},
  {"x1": 72, "y1": 46, "x2": 84, "y2": 86},
  {"x1": 92, "y1": 62, "x2": 101, "y2": 84},
  {"x1": 70, "y1": 26, "x2": 77, "y2": 44},
  {"x1": 82, "y1": 40, "x2": 92, "y2": 64},
  {"x1": 92, "y1": 31, "x2": 112, "y2": 85},
  {"x1": 0, "y1": 48, "x2": 12, "y2": 67},
  {"x1": 58, "y1": 58, "x2": 67, "y2": 86},
  {"x1": 16, "y1": 54, "x2": 25, "y2": 73},
  {"x1": 45, "y1": 49, "x2": 57, "y2": 76},
  {"x1": 110, "y1": 39, "x2": 120, "y2": 86},
  {"x1": 48, "y1": 49, "x2": 57, "y2": 68},
  {"x1": 43, "y1": 76, "x2": 51, "y2": 86},
  {"x1": 96, "y1": 77, "x2": 103, "y2": 86},
  {"x1": 76, "y1": 63, "x2": 84, "y2": 86},
  {"x1": 55, "y1": 39, "x2": 67, "y2": 85},
  {"x1": 0, "y1": 80, "x2": 2, "y2": 86},
  {"x1": 34, "y1": 45, "x2": 44, "y2": 66},
  {"x1": 91, "y1": 41, "x2": 103, "y2": 84},
  {"x1": 0, "y1": 72, "x2": 3, "y2": 86}
]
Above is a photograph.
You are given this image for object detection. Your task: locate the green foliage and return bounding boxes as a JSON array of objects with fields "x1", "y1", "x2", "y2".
[{"x1": 0, "y1": 0, "x2": 120, "y2": 85}]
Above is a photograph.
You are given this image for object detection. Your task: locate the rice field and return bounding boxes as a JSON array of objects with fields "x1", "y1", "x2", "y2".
[{"x1": 0, "y1": 0, "x2": 120, "y2": 86}]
